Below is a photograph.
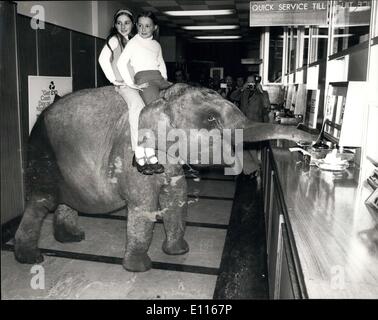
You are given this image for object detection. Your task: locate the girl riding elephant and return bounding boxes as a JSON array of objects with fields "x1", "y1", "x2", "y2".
[{"x1": 99, "y1": 9, "x2": 162, "y2": 175}]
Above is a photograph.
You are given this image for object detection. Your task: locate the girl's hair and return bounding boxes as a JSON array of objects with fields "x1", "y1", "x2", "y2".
[
  {"x1": 136, "y1": 11, "x2": 159, "y2": 39},
  {"x1": 105, "y1": 9, "x2": 135, "y2": 61}
]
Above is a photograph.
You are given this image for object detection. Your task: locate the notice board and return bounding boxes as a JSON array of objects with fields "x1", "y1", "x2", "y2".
[
  {"x1": 28, "y1": 76, "x2": 72, "y2": 134},
  {"x1": 250, "y1": 0, "x2": 329, "y2": 26}
]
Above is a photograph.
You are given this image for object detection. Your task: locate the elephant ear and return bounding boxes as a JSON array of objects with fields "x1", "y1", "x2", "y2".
[
  {"x1": 158, "y1": 84, "x2": 192, "y2": 129},
  {"x1": 158, "y1": 83, "x2": 225, "y2": 130},
  {"x1": 159, "y1": 83, "x2": 189, "y2": 101}
]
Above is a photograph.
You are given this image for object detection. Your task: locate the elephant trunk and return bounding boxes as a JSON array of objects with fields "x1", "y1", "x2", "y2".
[{"x1": 241, "y1": 121, "x2": 318, "y2": 144}]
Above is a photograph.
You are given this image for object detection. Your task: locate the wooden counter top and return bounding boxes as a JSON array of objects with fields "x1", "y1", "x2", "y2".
[{"x1": 270, "y1": 141, "x2": 378, "y2": 299}]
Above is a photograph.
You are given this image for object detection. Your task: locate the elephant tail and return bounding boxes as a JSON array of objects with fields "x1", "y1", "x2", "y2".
[{"x1": 25, "y1": 112, "x2": 61, "y2": 200}]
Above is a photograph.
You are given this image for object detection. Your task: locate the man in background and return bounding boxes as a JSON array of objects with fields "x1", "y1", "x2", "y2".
[
  {"x1": 240, "y1": 74, "x2": 270, "y2": 123},
  {"x1": 240, "y1": 75, "x2": 271, "y2": 180},
  {"x1": 229, "y1": 75, "x2": 245, "y2": 107},
  {"x1": 174, "y1": 69, "x2": 186, "y2": 83}
]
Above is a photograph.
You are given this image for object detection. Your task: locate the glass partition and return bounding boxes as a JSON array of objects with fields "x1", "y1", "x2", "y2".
[
  {"x1": 290, "y1": 28, "x2": 297, "y2": 72},
  {"x1": 268, "y1": 27, "x2": 284, "y2": 83},
  {"x1": 285, "y1": 28, "x2": 291, "y2": 75},
  {"x1": 302, "y1": 28, "x2": 309, "y2": 66},
  {"x1": 310, "y1": 27, "x2": 328, "y2": 63},
  {"x1": 331, "y1": 0, "x2": 371, "y2": 54}
]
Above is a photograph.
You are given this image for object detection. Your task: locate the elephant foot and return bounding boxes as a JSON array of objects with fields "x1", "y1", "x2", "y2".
[
  {"x1": 123, "y1": 252, "x2": 152, "y2": 272},
  {"x1": 162, "y1": 238, "x2": 189, "y2": 255},
  {"x1": 14, "y1": 245, "x2": 44, "y2": 264},
  {"x1": 54, "y1": 224, "x2": 85, "y2": 243}
]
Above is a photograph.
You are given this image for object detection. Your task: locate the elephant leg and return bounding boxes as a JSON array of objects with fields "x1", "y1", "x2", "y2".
[
  {"x1": 159, "y1": 173, "x2": 189, "y2": 255},
  {"x1": 123, "y1": 201, "x2": 158, "y2": 272},
  {"x1": 53, "y1": 204, "x2": 85, "y2": 243},
  {"x1": 14, "y1": 193, "x2": 57, "y2": 264}
]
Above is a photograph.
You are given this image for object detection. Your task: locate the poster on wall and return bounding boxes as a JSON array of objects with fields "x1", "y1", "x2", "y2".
[{"x1": 28, "y1": 76, "x2": 72, "y2": 134}]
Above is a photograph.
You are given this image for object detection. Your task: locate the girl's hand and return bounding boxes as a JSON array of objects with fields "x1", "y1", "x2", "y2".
[
  {"x1": 113, "y1": 80, "x2": 126, "y2": 87},
  {"x1": 134, "y1": 82, "x2": 149, "y2": 91}
]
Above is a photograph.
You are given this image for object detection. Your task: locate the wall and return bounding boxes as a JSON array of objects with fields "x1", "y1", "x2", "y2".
[
  {"x1": 97, "y1": 0, "x2": 125, "y2": 39},
  {"x1": 16, "y1": 1, "x2": 93, "y2": 36},
  {"x1": 16, "y1": 13, "x2": 108, "y2": 138},
  {"x1": 1, "y1": 2, "x2": 25, "y2": 224},
  {"x1": 7, "y1": 13, "x2": 108, "y2": 226},
  {"x1": 160, "y1": 36, "x2": 176, "y2": 62},
  {"x1": 15, "y1": 0, "x2": 124, "y2": 39},
  {"x1": 348, "y1": 47, "x2": 368, "y2": 81},
  {"x1": 185, "y1": 41, "x2": 260, "y2": 79}
]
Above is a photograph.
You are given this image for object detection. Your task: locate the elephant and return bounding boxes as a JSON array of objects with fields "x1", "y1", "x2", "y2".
[{"x1": 14, "y1": 83, "x2": 315, "y2": 272}]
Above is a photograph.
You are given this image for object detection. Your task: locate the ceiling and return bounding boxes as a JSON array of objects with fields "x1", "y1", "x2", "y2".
[{"x1": 122, "y1": 0, "x2": 263, "y2": 41}]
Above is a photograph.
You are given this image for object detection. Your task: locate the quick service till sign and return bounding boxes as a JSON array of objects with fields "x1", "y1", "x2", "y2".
[{"x1": 250, "y1": 0, "x2": 329, "y2": 26}]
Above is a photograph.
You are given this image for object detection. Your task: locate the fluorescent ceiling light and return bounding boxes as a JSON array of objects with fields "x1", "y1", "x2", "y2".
[
  {"x1": 182, "y1": 25, "x2": 239, "y2": 30},
  {"x1": 195, "y1": 35, "x2": 241, "y2": 40},
  {"x1": 164, "y1": 9, "x2": 235, "y2": 16}
]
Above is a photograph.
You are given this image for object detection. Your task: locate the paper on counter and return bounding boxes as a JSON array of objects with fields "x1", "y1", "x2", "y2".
[{"x1": 289, "y1": 147, "x2": 312, "y2": 156}]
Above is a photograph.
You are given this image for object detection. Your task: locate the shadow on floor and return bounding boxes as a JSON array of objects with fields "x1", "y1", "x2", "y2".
[{"x1": 214, "y1": 173, "x2": 269, "y2": 299}]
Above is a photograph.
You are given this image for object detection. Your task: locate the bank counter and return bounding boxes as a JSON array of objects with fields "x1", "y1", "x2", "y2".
[{"x1": 261, "y1": 140, "x2": 378, "y2": 299}]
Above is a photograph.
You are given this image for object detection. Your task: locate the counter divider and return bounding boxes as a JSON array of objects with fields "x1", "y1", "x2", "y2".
[{"x1": 268, "y1": 142, "x2": 309, "y2": 299}]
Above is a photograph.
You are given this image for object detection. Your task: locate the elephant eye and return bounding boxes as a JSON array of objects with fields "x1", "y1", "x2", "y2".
[{"x1": 208, "y1": 114, "x2": 216, "y2": 122}]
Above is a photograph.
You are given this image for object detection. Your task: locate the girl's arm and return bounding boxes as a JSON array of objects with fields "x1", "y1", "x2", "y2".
[
  {"x1": 98, "y1": 37, "x2": 118, "y2": 84},
  {"x1": 117, "y1": 43, "x2": 135, "y2": 87},
  {"x1": 157, "y1": 45, "x2": 168, "y2": 80}
]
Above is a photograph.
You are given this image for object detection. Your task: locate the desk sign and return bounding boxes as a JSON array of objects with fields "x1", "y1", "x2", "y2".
[
  {"x1": 250, "y1": 0, "x2": 329, "y2": 26},
  {"x1": 28, "y1": 76, "x2": 72, "y2": 134}
]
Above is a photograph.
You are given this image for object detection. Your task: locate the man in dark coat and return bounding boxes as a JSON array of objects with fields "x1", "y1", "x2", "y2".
[
  {"x1": 240, "y1": 75, "x2": 271, "y2": 178},
  {"x1": 240, "y1": 75, "x2": 270, "y2": 123}
]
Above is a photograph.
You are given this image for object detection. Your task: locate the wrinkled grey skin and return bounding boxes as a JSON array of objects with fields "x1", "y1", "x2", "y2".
[{"x1": 14, "y1": 84, "x2": 315, "y2": 272}]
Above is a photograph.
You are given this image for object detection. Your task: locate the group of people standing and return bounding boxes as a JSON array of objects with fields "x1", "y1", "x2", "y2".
[
  {"x1": 211, "y1": 74, "x2": 271, "y2": 123},
  {"x1": 99, "y1": 8, "x2": 271, "y2": 176}
]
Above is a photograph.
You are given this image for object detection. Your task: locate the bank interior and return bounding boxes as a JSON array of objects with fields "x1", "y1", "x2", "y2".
[{"x1": 1, "y1": 0, "x2": 378, "y2": 299}]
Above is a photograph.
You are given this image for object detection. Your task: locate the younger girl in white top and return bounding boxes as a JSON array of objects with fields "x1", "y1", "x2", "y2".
[{"x1": 117, "y1": 12, "x2": 171, "y2": 173}]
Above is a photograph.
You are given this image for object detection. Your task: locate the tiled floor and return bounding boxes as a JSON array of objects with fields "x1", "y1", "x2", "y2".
[
  {"x1": 1, "y1": 251, "x2": 217, "y2": 299},
  {"x1": 1, "y1": 168, "x2": 237, "y2": 299}
]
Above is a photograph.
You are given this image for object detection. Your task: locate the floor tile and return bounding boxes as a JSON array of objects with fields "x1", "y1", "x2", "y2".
[
  {"x1": 1, "y1": 251, "x2": 217, "y2": 299},
  {"x1": 187, "y1": 199, "x2": 232, "y2": 225},
  {"x1": 149, "y1": 223, "x2": 227, "y2": 268},
  {"x1": 17, "y1": 215, "x2": 227, "y2": 268},
  {"x1": 187, "y1": 179, "x2": 235, "y2": 199},
  {"x1": 79, "y1": 197, "x2": 233, "y2": 226},
  {"x1": 185, "y1": 169, "x2": 235, "y2": 181}
]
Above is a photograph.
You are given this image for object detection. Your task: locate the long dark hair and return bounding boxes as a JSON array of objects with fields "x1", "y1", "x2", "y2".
[
  {"x1": 136, "y1": 11, "x2": 159, "y2": 39},
  {"x1": 105, "y1": 9, "x2": 135, "y2": 61}
]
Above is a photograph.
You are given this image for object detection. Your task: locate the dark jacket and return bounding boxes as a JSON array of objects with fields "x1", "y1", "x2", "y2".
[{"x1": 240, "y1": 87, "x2": 270, "y2": 123}]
